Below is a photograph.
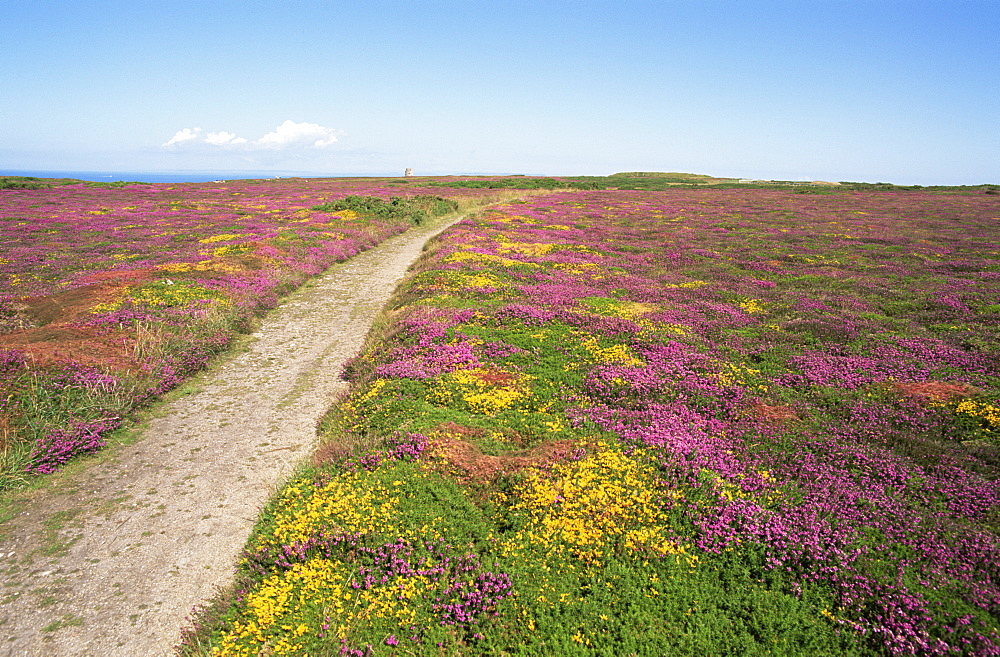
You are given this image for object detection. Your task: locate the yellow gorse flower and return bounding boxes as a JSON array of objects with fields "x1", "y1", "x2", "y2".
[
  {"x1": 91, "y1": 280, "x2": 230, "y2": 314},
  {"x1": 211, "y1": 556, "x2": 434, "y2": 655},
  {"x1": 263, "y1": 469, "x2": 398, "y2": 549},
  {"x1": 199, "y1": 233, "x2": 248, "y2": 244},
  {"x1": 429, "y1": 367, "x2": 534, "y2": 416},
  {"x1": 207, "y1": 244, "x2": 252, "y2": 258},
  {"x1": 956, "y1": 400, "x2": 1000, "y2": 427},
  {"x1": 449, "y1": 271, "x2": 504, "y2": 290},
  {"x1": 318, "y1": 209, "x2": 359, "y2": 220},
  {"x1": 486, "y1": 212, "x2": 537, "y2": 224},
  {"x1": 738, "y1": 298, "x2": 767, "y2": 314},
  {"x1": 578, "y1": 336, "x2": 646, "y2": 367},
  {"x1": 662, "y1": 280, "x2": 708, "y2": 289},
  {"x1": 502, "y1": 444, "x2": 695, "y2": 567},
  {"x1": 552, "y1": 262, "x2": 607, "y2": 279},
  {"x1": 497, "y1": 242, "x2": 556, "y2": 257},
  {"x1": 443, "y1": 250, "x2": 537, "y2": 268},
  {"x1": 581, "y1": 296, "x2": 658, "y2": 321},
  {"x1": 157, "y1": 260, "x2": 244, "y2": 273},
  {"x1": 714, "y1": 361, "x2": 767, "y2": 391}
]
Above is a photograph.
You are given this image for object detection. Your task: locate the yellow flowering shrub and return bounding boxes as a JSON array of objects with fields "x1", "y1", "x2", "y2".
[
  {"x1": 497, "y1": 242, "x2": 556, "y2": 256},
  {"x1": 157, "y1": 260, "x2": 244, "y2": 273},
  {"x1": 443, "y1": 250, "x2": 534, "y2": 268},
  {"x1": 955, "y1": 400, "x2": 1000, "y2": 427},
  {"x1": 261, "y1": 470, "x2": 399, "y2": 549},
  {"x1": 955, "y1": 399, "x2": 1000, "y2": 441},
  {"x1": 91, "y1": 280, "x2": 230, "y2": 314},
  {"x1": 212, "y1": 557, "x2": 434, "y2": 656},
  {"x1": 443, "y1": 270, "x2": 505, "y2": 290},
  {"x1": 662, "y1": 280, "x2": 708, "y2": 289},
  {"x1": 500, "y1": 444, "x2": 694, "y2": 567},
  {"x1": 639, "y1": 319, "x2": 690, "y2": 336},
  {"x1": 486, "y1": 213, "x2": 536, "y2": 224},
  {"x1": 428, "y1": 367, "x2": 534, "y2": 416},
  {"x1": 578, "y1": 335, "x2": 646, "y2": 367},
  {"x1": 133, "y1": 282, "x2": 230, "y2": 307},
  {"x1": 715, "y1": 361, "x2": 767, "y2": 391},
  {"x1": 212, "y1": 559, "x2": 344, "y2": 656},
  {"x1": 580, "y1": 296, "x2": 658, "y2": 320},
  {"x1": 739, "y1": 298, "x2": 767, "y2": 314},
  {"x1": 338, "y1": 378, "x2": 388, "y2": 432},
  {"x1": 553, "y1": 262, "x2": 607, "y2": 279},
  {"x1": 199, "y1": 233, "x2": 248, "y2": 244},
  {"x1": 705, "y1": 469, "x2": 784, "y2": 507}
]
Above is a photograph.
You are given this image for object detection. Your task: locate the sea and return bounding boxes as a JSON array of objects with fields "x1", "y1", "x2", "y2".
[{"x1": 0, "y1": 170, "x2": 392, "y2": 184}]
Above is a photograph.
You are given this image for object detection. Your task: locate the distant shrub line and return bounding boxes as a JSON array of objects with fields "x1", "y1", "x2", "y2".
[
  {"x1": 312, "y1": 195, "x2": 458, "y2": 226},
  {"x1": 402, "y1": 175, "x2": 1000, "y2": 194}
]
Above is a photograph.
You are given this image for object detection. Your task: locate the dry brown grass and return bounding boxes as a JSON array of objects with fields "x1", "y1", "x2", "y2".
[
  {"x1": 0, "y1": 414, "x2": 14, "y2": 452},
  {"x1": 749, "y1": 402, "x2": 799, "y2": 425},
  {"x1": 427, "y1": 428, "x2": 581, "y2": 485},
  {"x1": 891, "y1": 381, "x2": 977, "y2": 404}
]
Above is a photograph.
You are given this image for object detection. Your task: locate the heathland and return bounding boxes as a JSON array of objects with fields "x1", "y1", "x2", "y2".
[{"x1": 1, "y1": 176, "x2": 998, "y2": 655}]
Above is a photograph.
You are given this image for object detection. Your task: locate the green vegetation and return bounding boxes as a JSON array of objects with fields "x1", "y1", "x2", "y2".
[
  {"x1": 83, "y1": 180, "x2": 152, "y2": 188},
  {"x1": 0, "y1": 176, "x2": 151, "y2": 190},
  {"x1": 0, "y1": 179, "x2": 471, "y2": 489},
  {"x1": 312, "y1": 194, "x2": 459, "y2": 225},
  {"x1": 182, "y1": 187, "x2": 1000, "y2": 655},
  {"x1": 608, "y1": 171, "x2": 732, "y2": 183},
  {"x1": 0, "y1": 176, "x2": 63, "y2": 190},
  {"x1": 398, "y1": 173, "x2": 998, "y2": 194},
  {"x1": 416, "y1": 173, "x2": 730, "y2": 191}
]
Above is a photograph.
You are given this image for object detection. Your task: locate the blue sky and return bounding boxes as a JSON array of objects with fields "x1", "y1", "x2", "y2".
[{"x1": 1, "y1": 0, "x2": 997, "y2": 184}]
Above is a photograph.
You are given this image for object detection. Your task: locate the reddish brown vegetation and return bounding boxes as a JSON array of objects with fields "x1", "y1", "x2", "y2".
[
  {"x1": 429, "y1": 434, "x2": 580, "y2": 484},
  {"x1": 0, "y1": 272, "x2": 155, "y2": 370},
  {"x1": 470, "y1": 369, "x2": 521, "y2": 386},
  {"x1": 891, "y1": 381, "x2": 977, "y2": 404},
  {"x1": 750, "y1": 402, "x2": 799, "y2": 425}
]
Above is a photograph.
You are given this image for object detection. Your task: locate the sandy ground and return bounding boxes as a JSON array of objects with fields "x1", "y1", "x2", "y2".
[{"x1": 0, "y1": 214, "x2": 461, "y2": 656}]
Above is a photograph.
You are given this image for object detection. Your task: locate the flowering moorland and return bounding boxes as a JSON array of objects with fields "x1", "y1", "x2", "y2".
[
  {"x1": 0, "y1": 178, "x2": 468, "y2": 484},
  {"x1": 187, "y1": 187, "x2": 1000, "y2": 656}
]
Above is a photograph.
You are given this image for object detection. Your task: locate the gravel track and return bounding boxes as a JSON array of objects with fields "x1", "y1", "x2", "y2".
[{"x1": 0, "y1": 215, "x2": 461, "y2": 656}]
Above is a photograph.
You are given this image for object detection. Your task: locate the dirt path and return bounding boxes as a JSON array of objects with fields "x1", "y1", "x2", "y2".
[{"x1": 0, "y1": 214, "x2": 462, "y2": 656}]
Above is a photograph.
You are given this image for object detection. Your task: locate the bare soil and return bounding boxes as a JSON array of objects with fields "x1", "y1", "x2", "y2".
[{"x1": 0, "y1": 214, "x2": 463, "y2": 656}]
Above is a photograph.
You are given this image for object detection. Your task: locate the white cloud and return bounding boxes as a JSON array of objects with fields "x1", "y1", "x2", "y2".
[
  {"x1": 205, "y1": 131, "x2": 248, "y2": 146},
  {"x1": 162, "y1": 127, "x2": 202, "y2": 147},
  {"x1": 255, "y1": 120, "x2": 340, "y2": 149},
  {"x1": 161, "y1": 121, "x2": 341, "y2": 151}
]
